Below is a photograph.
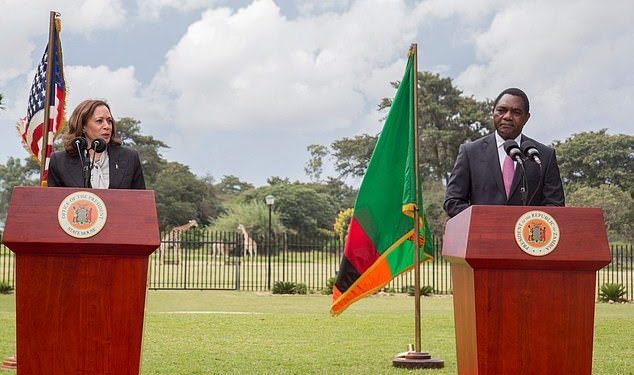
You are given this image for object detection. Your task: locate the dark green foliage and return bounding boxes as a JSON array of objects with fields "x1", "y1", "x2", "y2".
[
  {"x1": 403, "y1": 285, "x2": 434, "y2": 296},
  {"x1": 294, "y1": 283, "x2": 308, "y2": 295},
  {"x1": 554, "y1": 130, "x2": 634, "y2": 195},
  {"x1": 598, "y1": 283, "x2": 628, "y2": 303},
  {"x1": 322, "y1": 277, "x2": 335, "y2": 295},
  {"x1": 567, "y1": 184, "x2": 633, "y2": 242},
  {"x1": 330, "y1": 134, "x2": 378, "y2": 178},
  {"x1": 208, "y1": 200, "x2": 284, "y2": 240},
  {"x1": 0, "y1": 280, "x2": 14, "y2": 294},
  {"x1": 153, "y1": 162, "x2": 222, "y2": 230},
  {"x1": 0, "y1": 157, "x2": 39, "y2": 225},
  {"x1": 238, "y1": 182, "x2": 338, "y2": 237},
  {"x1": 216, "y1": 175, "x2": 254, "y2": 197},
  {"x1": 272, "y1": 281, "x2": 307, "y2": 295},
  {"x1": 377, "y1": 71, "x2": 492, "y2": 184},
  {"x1": 116, "y1": 117, "x2": 169, "y2": 186}
]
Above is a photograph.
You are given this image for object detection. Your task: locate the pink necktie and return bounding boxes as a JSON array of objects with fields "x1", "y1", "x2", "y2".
[{"x1": 502, "y1": 155, "x2": 514, "y2": 198}]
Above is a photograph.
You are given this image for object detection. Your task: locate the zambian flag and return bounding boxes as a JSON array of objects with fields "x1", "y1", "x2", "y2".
[{"x1": 331, "y1": 52, "x2": 433, "y2": 316}]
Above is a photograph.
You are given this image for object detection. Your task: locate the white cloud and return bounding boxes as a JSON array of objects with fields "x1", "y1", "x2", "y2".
[
  {"x1": 295, "y1": 0, "x2": 352, "y2": 17},
  {"x1": 64, "y1": 65, "x2": 143, "y2": 117},
  {"x1": 0, "y1": 0, "x2": 126, "y2": 86},
  {"x1": 454, "y1": 0, "x2": 634, "y2": 142},
  {"x1": 136, "y1": 0, "x2": 218, "y2": 20},
  {"x1": 152, "y1": 0, "x2": 418, "y2": 134}
]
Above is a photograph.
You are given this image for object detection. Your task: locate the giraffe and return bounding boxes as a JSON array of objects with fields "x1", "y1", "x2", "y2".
[
  {"x1": 237, "y1": 223, "x2": 257, "y2": 257},
  {"x1": 159, "y1": 219, "x2": 198, "y2": 265},
  {"x1": 210, "y1": 232, "x2": 231, "y2": 259}
]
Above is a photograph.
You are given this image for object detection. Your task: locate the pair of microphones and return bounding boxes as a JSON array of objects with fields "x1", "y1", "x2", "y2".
[
  {"x1": 71, "y1": 137, "x2": 107, "y2": 153},
  {"x1": 502, "y1": 139, "x2": 543, "y2": 206},
  {"x1": 503, "y1": 140, "x2": 542, "y2": 166},
  {"x1": 71, "y1": 137, "x2": 108, "y2": 188}
]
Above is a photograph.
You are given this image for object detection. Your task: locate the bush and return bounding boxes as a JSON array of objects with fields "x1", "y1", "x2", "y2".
[
  {"x1": 0, "y1": 281, "x2": 14, "y2": 295},
  {"x1": 272, "y1": 281, "x2": 296, "y2": 294},
  {"x1": 322, "y1": 277, "x2": 335, "y2": 295},
  {"x1": 294, "y1": 283, "x2": 308, "y2": 295},
  {"x1": 272, "y1": 281, "x2": 307, "y2": 295},
  {"x1": 598, "y1": 283, "x2": 627, "y2": 303},
  {"x1": 402, "y1": 285, "x2": 434, "y2": 297}
]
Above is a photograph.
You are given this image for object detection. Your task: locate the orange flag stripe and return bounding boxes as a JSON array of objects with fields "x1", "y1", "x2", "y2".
[{"x1": 330, "y1": 258, "x2": 392, "y2": 316}]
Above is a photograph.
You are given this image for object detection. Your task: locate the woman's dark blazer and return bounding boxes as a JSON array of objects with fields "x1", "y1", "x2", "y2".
[{"x1": 47, "y1": 144, "x2": 145, "y2": 189}]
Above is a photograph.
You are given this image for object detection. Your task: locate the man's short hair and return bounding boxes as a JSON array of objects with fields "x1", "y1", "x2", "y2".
[{"x1": 493, "y1": 88, "x2": 530, "y2": 113}]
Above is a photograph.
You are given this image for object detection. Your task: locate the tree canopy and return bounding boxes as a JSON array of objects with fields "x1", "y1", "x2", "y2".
[
  {"x1": 554, "y1": 130, "x2": 633, "y2": 195},
  {"x1": 237, "y1": 181, "x2": 338, "y2": 238}
]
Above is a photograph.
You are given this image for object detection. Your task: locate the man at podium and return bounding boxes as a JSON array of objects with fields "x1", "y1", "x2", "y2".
[
  {"x1": 443, "y1": 88, "x2": 564, "y2": 218},
  {"x1": 48, "y1": 99, "x2": 146, "y2": 189}
]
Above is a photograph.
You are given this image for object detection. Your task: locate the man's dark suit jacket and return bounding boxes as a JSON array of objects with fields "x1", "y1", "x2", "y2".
[
  {"x1": 48, "y1": 144, "x2": 145, "y2": 189},
  {"x1": 443, "y1": 133, "x2": 564, "y2": 218}
]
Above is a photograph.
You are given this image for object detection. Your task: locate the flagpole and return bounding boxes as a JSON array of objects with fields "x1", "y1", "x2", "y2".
[
  {"x1": 39, "y1": 10, "x2": 57, "y2": 185},
  {"x1": 392, "y1": 43, "x2": 444, "y2": 369},
  {"x1": 411, "y1": 43, "x2": 423, "y2": 354}
]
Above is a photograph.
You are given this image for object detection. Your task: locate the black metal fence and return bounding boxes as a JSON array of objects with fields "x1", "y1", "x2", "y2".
[{"x1": 1, "y1": 232, "x2": 632, "y2": 300}]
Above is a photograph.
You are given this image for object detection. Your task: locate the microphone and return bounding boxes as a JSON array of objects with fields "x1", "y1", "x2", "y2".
[
  {"x1": 521, "y1": 141, "x2": 542, "y2": 165},
  {"x1": 502, "y1": 140, "x2": 525, "y2": 163},
  {"x1": 91, "y1": 138, "x2": 107, "y2": 153},
  {"x1": 70, "y1": 137, "x2": 91, "y2": 188},
  {"x1": 72, "y1": 137, "x2": 88, "y2": 151}
]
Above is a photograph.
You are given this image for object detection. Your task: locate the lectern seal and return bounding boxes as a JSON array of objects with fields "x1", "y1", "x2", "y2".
[
  {"x1": 57, "y1": 191, "x2": 107, "y2": 238},
  {"x1": 514, "y1": 210, "x2": 560, "y2": 256}
]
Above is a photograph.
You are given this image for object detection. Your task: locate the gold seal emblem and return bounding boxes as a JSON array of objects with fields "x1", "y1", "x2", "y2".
[
  {"x1": 514, "y1": 210, "x2": 560, "y2": 256},
  {"x1": 57, "y1": 191, "x2": 107, "y2": 239}
]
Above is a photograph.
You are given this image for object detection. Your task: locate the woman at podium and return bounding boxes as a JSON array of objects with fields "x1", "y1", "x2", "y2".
[{"x1": 48, "y1": 99, "x2": 146, "y2": 189}]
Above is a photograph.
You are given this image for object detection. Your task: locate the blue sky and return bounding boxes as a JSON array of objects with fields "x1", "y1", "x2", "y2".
[{"x1": 1, "y1": 0, "x2": 632, "y2": 186}]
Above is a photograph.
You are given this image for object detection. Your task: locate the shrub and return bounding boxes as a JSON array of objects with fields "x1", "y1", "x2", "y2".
[
  {"x1": 0, "y1": 281, "x2": 14, "y2": 295},
  {"x1": 321, "y1": 277, "x2": 335, "y2": 295},
  {"x1": 272, "y1": 281, "x2": 307, "y2": 295},
  {"x1": 272, "y1": 281, "x2": 296, "y2": 294},
  {"x1": 421, "y1": 285, "x2": 434, "y2": 296},
  {"x1": 598, "y1": 283, "x2": 627, "y2": 303},
  {"x1": 403, "y1": 285, "x2": 434, "y2": 297},
  {"x1": 294, "y1": 283, "x2": 308, "y2": 295}
]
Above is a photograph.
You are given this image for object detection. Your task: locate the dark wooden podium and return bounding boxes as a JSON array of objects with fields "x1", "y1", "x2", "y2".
[
  {"x1": 442, "y1": 205, "x2": 611, "y2": 375},
  {"x1": 2, "y1": 186, "x2": 160, "y2": 375}
]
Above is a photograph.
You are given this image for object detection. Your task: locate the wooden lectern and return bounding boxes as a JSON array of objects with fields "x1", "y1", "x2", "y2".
[
  {"x1": 2, "y1": 186, "x2": 160, "y2": 375},
  {"x1": 443, "y1": 205, "x2": 611, "y2": 375}
]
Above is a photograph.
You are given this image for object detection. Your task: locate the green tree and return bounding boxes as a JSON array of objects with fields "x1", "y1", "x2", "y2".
[
  {"x1": 326, "y1": 72, "x2": 491, "y2": 183},
  {"x1": 153, "y1": 162, "x2": 222, "y2": 230},
  {"x1": 307, "y1": 177, "x2": 357, "y2": 213},
  {"x1": 333, "y1": 208, "x2": 353, "y2": 240},
  {"x1": 238, "y1": 181, "x2": 338, "y2": 237},
  {"x1": 116, "y1": 117, "x2": 169, "y2": 186},
  {"x1": 216, "y1": 175, "x2": 255, "y2": 196},
  {"x1": 380, "y1": 71, "x2": 492, "y2": 184},
  {"x1": 554, "y1": 130, "x2": 634, "y2": 195},
  {"x1": 304, "y1": 144, "x2": 328, "y2": 182},
  {"x1": 567, "y1": 184, "x2": 633, "y2": 242},
  {"x1": 0, "y1": 157, "x2": 39, "y2": 225},
  {"x1": 209, "y1": 200, "x2": 285, "y2": 239},
  {"x1": 421, "y1": 179, "x2": 450, "y2": 239},
  {"x1": 330, "y1": 134, "x2": 377, "y2": 179}
]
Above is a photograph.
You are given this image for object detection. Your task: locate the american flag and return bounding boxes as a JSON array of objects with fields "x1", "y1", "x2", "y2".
[{"x1": 17, "y1": 15, "x2": 65, "y2": 183}]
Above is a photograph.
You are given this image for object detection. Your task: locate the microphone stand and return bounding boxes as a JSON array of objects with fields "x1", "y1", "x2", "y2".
[
  {"x1": 82, "y1": 148, "x2": 91, "y2": 188},
  {"x1": 517, "y1": 158, "x2": 528, "y2": 206},
  {"x1": 74, "y1": 140, "x2": 91, "y2": 188},
  {"x1": 527, "y1": 163, "x2": 543, "y2": 205}
]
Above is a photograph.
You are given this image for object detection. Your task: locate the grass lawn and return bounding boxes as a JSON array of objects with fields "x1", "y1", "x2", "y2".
[{"x1": 0, "y1": 291, "x2": 632, "y2": 374}]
